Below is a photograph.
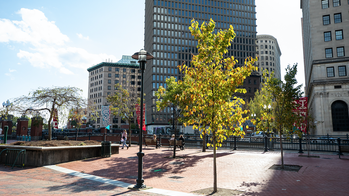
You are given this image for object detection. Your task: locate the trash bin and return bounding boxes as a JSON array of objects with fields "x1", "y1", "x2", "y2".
[{"x1": 101, "y1": 141, "x2": 111, "y2": 157}]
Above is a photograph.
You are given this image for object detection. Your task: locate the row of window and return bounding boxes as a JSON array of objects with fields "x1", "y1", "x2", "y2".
[
  {"x1": 259, "y1": 56, "x2": 275, "y2": 61},
  {"x1": 256, "y1": 40, "x2": 274, "y2": 44},
  {"x1": 152, "y1": 67, "x2": 178, "y2": 74},
  {"x1": 324, "y1": 30, "x2": 343, "y2": 41},
  {"x1": 257, "y1": 62, "x2": 275, "y2": 67},
  {"x1": 325, "y1": 47, "x2": 345, "y2": 58},
  {"x1": 91, "y1": 74, "x2": 103, "y2": 81},
  {"x1": 326, "y1": 65, "x2": 347, "y2": 77},
  {"x1": 90, "y1": 68, "x2": 103, "y2": 75},
  {"x1": 256, "y1": 45, "x2": 274, "y2": 50},
  {"x1": 107, "y1": 86, "x2": 141, "y2": 91},
  {"x1": 257, "y1": 51, "x2": 275, "y2": 55},
  {"x1": 323, "y1": 13, "x2": 342, "y2": 25},
  {"x1": 322, "y1": 0, "x2": 345, "y2": 9}
]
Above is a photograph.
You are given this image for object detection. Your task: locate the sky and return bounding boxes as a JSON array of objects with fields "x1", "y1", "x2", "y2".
[{"x1": 0, "y1": 0, "x2": 305, "y2": 108}]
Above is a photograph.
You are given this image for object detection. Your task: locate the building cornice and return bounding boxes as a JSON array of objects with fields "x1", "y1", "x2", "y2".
[
  {"x1": 313, "y1": 57, "x2": 349, "y2": 65},
  {"x1": 87, "y1": 62, "x2": 140, "y2": 72}
]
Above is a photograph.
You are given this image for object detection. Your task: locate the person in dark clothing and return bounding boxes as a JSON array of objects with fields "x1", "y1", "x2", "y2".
[{"x1": 178, "y1": 134, "x2": 185, "y2": 150}]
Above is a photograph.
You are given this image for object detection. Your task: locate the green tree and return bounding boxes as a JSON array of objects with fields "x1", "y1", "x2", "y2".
[
  {"x1": 15, "y1": 86, "x2": 86, "y2": 140},
  {"x1": 157, "y1": 19, "x2": 257, "y2": 192},
  {"x1": 264, "y1": 64, "x2": 303, "y2": 168},
  {"x1": 107, "y1": 83, "x2": 139, "y2": 147},
  {"x1": 248, "y1": 70, "x2": 274, "y2": 135}
]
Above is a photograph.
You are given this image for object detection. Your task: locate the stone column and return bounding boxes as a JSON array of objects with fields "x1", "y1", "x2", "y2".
[{"x1": 16, "y1": 117, "x2": 29, "y2": 136}]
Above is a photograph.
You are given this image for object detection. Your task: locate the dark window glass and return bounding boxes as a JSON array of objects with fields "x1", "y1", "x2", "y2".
[
  {"x1": 337, "y1": 47, "x2": 345, "y2": 57},
  {"x1": 131, "y1": 75, "x2": 135, "y2": 79},
  {"x1": 108, "y1": 67, "x2": 112, "y2": 71},
  {"x1": 131, "y1": 81, "x2": 135, "y2": 85},
  {"x1": 322, "y1": 0, "x2": 329, "y2": 8},
  {"x1": 123, "y1": 68, "x2": 126, "y2": 72},
  {"x1": 108, "y1": 86, "x2": 111, "y2": 90},
  {"x1": 338, "y1": 66, "x2": 347, "y2": 76},
  {"x1": 323, "y1": 15, "x2": 330, "y2": 25},
  {"x1": 123, "y1": 75, "x2": 126, "y2": 78},
  {"x1": 115, "y1": 68, "x2": 119, "y2": 72},
  {"x1": 325, "y1": 48, "x2": 333, "y2": 58},
  {"x1": 334, "y1": 13, "x2": 342, "y2": 23},
  {"x1": 327, "y1": 67, "x2": 335, "y2": 77},
  {"x1": 131, "y1": 69, "x2": 136, "y2": 73},
  {"x1": 115, "y1": 74, "x2": 119, "y2": 78},
  {"x1": 108, "y1": 73, "x2": 111, "y2": 77},
  {"x1": 108, "y1": 79, "x2": 111, "y2": 84},
  {"x1": 115, "y1": 80, "x2": 119, "y2": 84},
  {"x1": 324, "y1": 31, "x2": 332, "y2": 41},
  {"x1": 333, "y1": 0, "x2": 341, "y2": 7},
  {"x1": 335, "y1": 30, "x2": 343, "y2": 40},
  {"x1": 331, "y1": 101, "x2": 349, "y2": 131}
]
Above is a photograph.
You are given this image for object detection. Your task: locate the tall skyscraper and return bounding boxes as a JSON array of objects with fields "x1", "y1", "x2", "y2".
[
  {"x1": 256, "y1": 34, "x2": 282, "y2": 81},
  {"x1": 301, "y1": 0, "x2": 349, "y2": 135},
  {"x1": 144, "y1": 0, "x2": 257, "y2": 130}
]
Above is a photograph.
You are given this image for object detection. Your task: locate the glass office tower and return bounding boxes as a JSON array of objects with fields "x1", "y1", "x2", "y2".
[{"x1": 144, "y1": 0, "x2": 257, "y2": 127}]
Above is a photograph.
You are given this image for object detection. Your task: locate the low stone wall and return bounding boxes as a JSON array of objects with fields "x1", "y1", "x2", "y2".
[{"x1": 0, "y1": 144, "x2": 119, "y2": 167}]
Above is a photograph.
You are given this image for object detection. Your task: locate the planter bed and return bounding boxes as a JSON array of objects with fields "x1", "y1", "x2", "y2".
[{"x1": 0, "y1": 144, "x2": 119, "y2": 167}]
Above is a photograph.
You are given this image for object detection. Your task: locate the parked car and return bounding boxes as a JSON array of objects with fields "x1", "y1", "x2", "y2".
[{"x1": 312, "y1": 136, "x2": 337, "y2": 144}]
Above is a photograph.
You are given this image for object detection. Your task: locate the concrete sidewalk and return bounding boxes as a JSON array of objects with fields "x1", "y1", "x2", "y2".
[{"x1": 1, "y1": 146, "x2": 348, "y2": 195}]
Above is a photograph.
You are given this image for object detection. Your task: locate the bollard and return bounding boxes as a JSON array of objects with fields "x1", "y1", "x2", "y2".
[
  {"x1": 298, "y1": 137, "x2": 304, "y2": 153},
  {"x1": 337, "y1": 138, "x2": 343, "y2": 155},
  {"x1": 29, "y1": 135, "x2": 31, "y2": 141},
  {"x1": 264, "y1": 135, "x2": 268, "y2": 152},
  {"x1": 233, "y1": 136, "x2": 237, "y2": 150},
  {"x1": 4, "y1": 126, "x2": 8, "y2": 144},
  {"x1": 159, "y1": 133, "x2": 162, "y2": 147}
]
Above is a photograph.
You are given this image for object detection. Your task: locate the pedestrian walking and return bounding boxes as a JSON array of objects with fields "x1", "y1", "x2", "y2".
[{"x1": 121, "y1": 130, "x2": 129, "y2": 149}]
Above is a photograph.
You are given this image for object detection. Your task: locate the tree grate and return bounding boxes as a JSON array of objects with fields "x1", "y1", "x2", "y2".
[
  {"x1": 169, "y1": 176, "x2": 184, "y2": 179},
  {"x1": 269, "y1": 164, "x2": 302, "y2": 172}
]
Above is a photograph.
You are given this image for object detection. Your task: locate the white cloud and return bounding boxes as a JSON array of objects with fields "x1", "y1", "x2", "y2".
[
  {"x1": 1, "y1": 8, "x2": 116, "y2": 74},
  {"x1": 77, "y1": 33, "x2": 89, "y2": 40},
  {"x1": 9, "y1": 69, "x2": 16, "y2": 72}
]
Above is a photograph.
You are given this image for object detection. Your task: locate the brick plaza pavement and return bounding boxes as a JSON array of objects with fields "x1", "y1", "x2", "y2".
[{"x1": 1, "y1": 145, "x2": 348, "y2": 195}]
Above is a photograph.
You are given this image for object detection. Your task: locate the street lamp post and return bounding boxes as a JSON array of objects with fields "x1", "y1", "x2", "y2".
[
  {"x1": 2, "y1": 100, "x2": 13, "y2": 144},
  {"x1": 263, "y1": 105, "x2": 271, "y2": 152},
  {"x1": 132, "y1": 49, "x2": 153, "y2": 189}
]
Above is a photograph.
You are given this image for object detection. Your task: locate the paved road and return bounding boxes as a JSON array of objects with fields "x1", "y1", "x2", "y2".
[{"x1": 0, "y1": 145, "x2": 348, "y2": 195}]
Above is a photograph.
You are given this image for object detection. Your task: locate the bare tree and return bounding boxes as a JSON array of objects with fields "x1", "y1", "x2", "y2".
[{"x1": 15, "y1": 86, "x2": 86, "y2": 140}]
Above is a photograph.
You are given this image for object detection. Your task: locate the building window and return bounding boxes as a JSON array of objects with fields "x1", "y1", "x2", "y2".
[
  {"x1": 338, "y1": 66, "x2": 347, "y2": 76},
  {"x1": 334, "y1": 13, "x2": 342, "y2": 23},
  {"x1": 324, "y1": 31, "x2": 332, "y2": 41},
  {"x1": 115, "y1": 80, "x2": 119, "y2": 84},
  {"x1": 337, "y1": 47, "x2": 345, "y2": 57},
  {"x1": 323, "y1": 15, "x2": 330, "y2": 25},
  {"x1": 333, "y1": 0, "x2": 341, "y2": 7},
  {"x1": 115, "y1": 68, "x2": 119, "y2": 72},
  {"x1": 322, "y1": 0, "x2": 329, "y2": 8},
  {"x1": 108, "y1": 86, "x2": 111, "y2": 90},
  {"x1": 108, "y1": 67, "x2": 112, "y2": 71},
  {"x1": 123, "y1": 68, "x2": 127, "y2": 72},
  {"x1": 331, "y1": 101, "x2": 349, "y2": 131},
  {"x1": 108, "y1": 73, "x2": 111, "y2": 77},
  {"x1": 123, "y1": 74, "x2": 126, "y2": 78},
  {"x1": 335, "y1": 30, "x2": 343, "y2": 40},
  {"x1": 115, "y1": 74, "x2": 119, "y2": 78},
  {"x1": 327, "y1": 67, "x2": 335, "y2": 77},
  {"x1": 325, "y1": 48, "x2": 333, "y2": 58},
  {"x1": 108, "y1": 79, "x2": 111, "y2": 84}
]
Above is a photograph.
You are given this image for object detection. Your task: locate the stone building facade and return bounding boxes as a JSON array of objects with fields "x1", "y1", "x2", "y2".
[
  {"x1": 301, "y1": 0, "x2": 349, "y2": 135},
  {"x1": 87, "y1": 56, "x2": 142, "y2": 129},
  {"x1": 256, "y1": 34, "x2": 282, "y2": 81}
]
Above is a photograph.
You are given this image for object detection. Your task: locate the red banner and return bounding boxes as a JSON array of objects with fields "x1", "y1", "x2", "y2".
[
  {"x1": 135, "y1": 103, "x2": 146, "y2": 131},
  {"x1": 295, "y1": 97, "x2": 308, "y2": 133}
]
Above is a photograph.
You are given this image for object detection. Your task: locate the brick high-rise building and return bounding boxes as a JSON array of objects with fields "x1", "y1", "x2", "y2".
[
  {"x1": 301, "y1": 0, "x2": 349, "y2": 135},
  {"x1": 87, "y1": 56, "x2": 141, "y2": 129},
  {"x1": 144, "y1": 0, "x2": 257, "y2": 130}
]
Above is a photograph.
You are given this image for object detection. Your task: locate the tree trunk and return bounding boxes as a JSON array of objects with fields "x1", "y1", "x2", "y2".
[
  {"x1": 213, "y1": 131, "x2": 217, "y2": 193},
  {"x1": 279, "y1": 126, "x2": 284, "y2": 169}
]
